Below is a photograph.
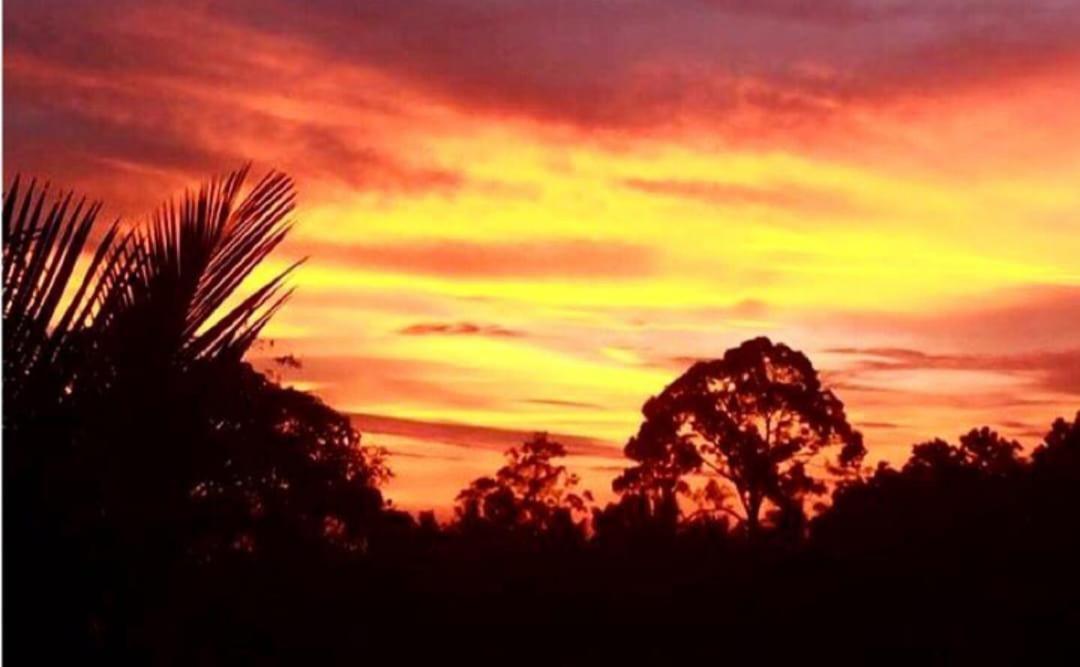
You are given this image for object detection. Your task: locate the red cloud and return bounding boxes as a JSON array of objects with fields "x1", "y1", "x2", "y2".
[
  {"x1": 8, "y1": 0, "x2": 1080, "y2": 160},
  {"x1": 302, "y1": 239, "x2": 655, "y2": 280}
]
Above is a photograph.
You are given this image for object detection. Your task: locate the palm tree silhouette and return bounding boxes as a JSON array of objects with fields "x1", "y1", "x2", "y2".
[{"x1": 3, "y1": 165, "x2": 301, "y2": 416}]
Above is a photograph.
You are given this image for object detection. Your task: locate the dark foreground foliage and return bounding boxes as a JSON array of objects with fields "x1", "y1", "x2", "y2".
[{"x1": 4, "y1": 173, "x2": 1079, "y2": 664}]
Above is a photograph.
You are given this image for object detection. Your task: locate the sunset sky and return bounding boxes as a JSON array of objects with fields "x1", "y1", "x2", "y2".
[{"x1": 5, "y1": 0, "x2": 1080, "y2": 514}]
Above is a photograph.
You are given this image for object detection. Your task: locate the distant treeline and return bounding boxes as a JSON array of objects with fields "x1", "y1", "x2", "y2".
[{"x1": 5, "y1": 170, "x2": 1079, "y2": 663}]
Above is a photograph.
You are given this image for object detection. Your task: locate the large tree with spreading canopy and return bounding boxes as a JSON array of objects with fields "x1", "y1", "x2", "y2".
[{"x1": 614, "y1": 337, "x2": 865, "y2": 538}]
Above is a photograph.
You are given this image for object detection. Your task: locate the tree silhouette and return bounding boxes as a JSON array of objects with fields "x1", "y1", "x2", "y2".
[
  {"x1": 1031, "y1": 411, "x2": 1080, "y2": 477},
  {"x1": 454, "y1": 433, "x2": 592, "y2": 542},
  {"x1": 813, "y1": 426, "x2": 1027, "y2": 560},
  {"x1": 614, "y1": 337, "x2": 865, "y2": 538},
  {"x1": 1027, "y1": 412, "x2": 1080, "y2": 555},
  {"x1": 904, "y1": 427, "x2": 1024, "y2": 480},
  {"x1": 3, "y1": 178, "x2": 113, "y2": 422},
  {"x1": 3, "y1": 168, "x2": 299, "y2": 417},
  {"x1": 2, "y1": 169, "x2": 390, "y2": 657},
  {"x1": 9, "y1": 171, "x2": 1080, "y2": 661},
  {"x1": 183, "y1": 362, "x2": 391, "y2": 557}
]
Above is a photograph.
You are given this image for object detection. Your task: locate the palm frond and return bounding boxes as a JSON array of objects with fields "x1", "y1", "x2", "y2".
[
  {"x1": 4, "y1": 166, "x2": 302, "y2": 410},
  {"x1": 2, "y1": 178, "x2": 116, "y2": 405},
  {"x1": 93, "y1": 165, "x2": 302, "y2": 369}
]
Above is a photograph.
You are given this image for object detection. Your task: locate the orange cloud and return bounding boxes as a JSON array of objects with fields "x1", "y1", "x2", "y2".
[
  {"x1": 398, "y1": 322, "x2": 524, "y2": 338},
  {"x1": 300, "y1": 239, "x2": 656, "y2": 280}
]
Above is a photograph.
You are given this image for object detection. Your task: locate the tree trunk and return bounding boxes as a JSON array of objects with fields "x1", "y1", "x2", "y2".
[{"x1": 746, "y1": 494, "x2": 763, "y2": 542}]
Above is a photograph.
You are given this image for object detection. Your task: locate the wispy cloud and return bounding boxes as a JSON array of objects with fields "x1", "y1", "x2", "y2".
[
  {"x1": 623, "y1": 179, "x2": 866, "y2": 217},
  {"x1": 398, "y1": 322, "x2": 523, "y2": 338},
  {"x1": 351, "y1": 412, "x2": 621, "y2": 459},
  {"x1": 829, "y1": 346, "x2": 1080, "y2": 396},
  {"x1": 522, "y1": 398, "x2": 606, "y2": 410}
]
